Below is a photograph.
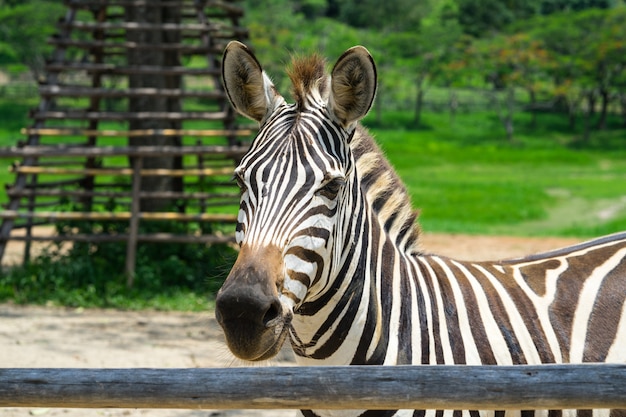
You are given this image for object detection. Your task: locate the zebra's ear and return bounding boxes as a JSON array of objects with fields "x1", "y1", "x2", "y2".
[
  {"x1": 222, "y1": 41, "x2": 282, "y2": 122},
  {"x1": 329, "y1": 46, "x2": 377, "y2": 128}
]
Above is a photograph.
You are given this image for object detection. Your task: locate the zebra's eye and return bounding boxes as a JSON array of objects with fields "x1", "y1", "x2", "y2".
[{"x1": 317, "y1": 176, "x2": 346, "y2": 200}]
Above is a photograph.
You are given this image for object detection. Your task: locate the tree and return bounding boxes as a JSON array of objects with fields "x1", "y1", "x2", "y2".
[
  {"x1": 519, "y1": 12, "x2": 589, "y2": 129},
  {"x1": 454, "y1": 0, "x2": 541, "y2": 37},
  {"x1": 242, "y1": 0, "x2": 309, "y2": 92},
  {"x1": 335, "y1": 0, "x2": 431, "y2": 31},
  {"x1": 459, "y1": 32, "x2": 552, "y2": 141},
  {"x1": 431, "y1": 35, "x2": 476, "y2": 123},
  {"x1": 590, "y1": 7, "x2": 626, "y2": 130},
  {"x1": 0, "y1": 1, "x2": 65, "y2": 79},
  {"x1": 526, "y1": 8, "x2": 626, "y2": 138},
  {"x1": 607, "y1": 9, "x2": 626, "y2": 127},
  {"x1": 539, "y1": 0, "x2": 618, "y2": 14},
  {"x1": 346, "y1": 2, "x2": 464, "y2": 128},
  {"x1": 374, "y1": 33, "x2": 434, "y2": 127},
  {"x1": 125, "y1": 4, "x2": 183, "y2": 212}
]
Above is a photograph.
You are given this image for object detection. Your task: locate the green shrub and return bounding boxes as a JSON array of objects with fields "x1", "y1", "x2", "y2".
[{"x1": 0, "y1": 220, "x2": 237, "y2": 310}]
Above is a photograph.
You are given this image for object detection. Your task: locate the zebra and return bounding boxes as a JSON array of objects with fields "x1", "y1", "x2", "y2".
[{"x1": 214, "y1": 41, "x2": 626, "y2": 417}]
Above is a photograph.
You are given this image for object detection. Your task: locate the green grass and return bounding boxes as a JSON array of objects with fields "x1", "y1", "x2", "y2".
[{"x1": 366, "y1": 110, "x2": 626, "y2": 238}]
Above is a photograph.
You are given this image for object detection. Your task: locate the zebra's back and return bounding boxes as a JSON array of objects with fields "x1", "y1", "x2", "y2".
[{"x1": 412, "y1": 232, "x2": 626, "y2": 367}]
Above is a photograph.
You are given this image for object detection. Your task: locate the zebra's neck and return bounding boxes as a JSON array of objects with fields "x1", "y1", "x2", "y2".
[{"x1": 288, "y1": 124, "x2": 626, "y2": 369}]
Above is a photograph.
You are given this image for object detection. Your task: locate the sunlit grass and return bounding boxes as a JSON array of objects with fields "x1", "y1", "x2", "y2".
[{"x1": 368, "y1": 110, "x2": 626, "y2": 237}]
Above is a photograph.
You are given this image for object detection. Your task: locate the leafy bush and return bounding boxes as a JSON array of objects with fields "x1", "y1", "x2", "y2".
[{"x1": 0, "y1": 221, "x2": 237, "y2": 310}]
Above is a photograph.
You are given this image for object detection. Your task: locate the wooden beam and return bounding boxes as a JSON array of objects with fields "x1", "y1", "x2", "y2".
[
  {"x1": 46, "y1": 39, "x2": 222, "y2": 55},
  {"x1": 38, "y1": 85, "x2": 227, "y2": 99},
  {"x1": 6, "y1": 188, "x2": 239, "y2": 201},
  {"x1": 11, "y1": 165, "x2": 234, "y2": 177},
  {"x1": 64, "y1": 0, "x2": 245, "y2": 17},
  {"x1": 30, "y1": 110, "x2": 228, "y2": 121},
  {"x1": 0, "y1": 365, "x2": 625, "y2": 410},
  {"x1": 57, "y1": 20, "x2": 246, "y2": 34},
  {"x1": 44, "y1": 62, "x2": 220, "y2": 76},
  {"x1": 20, "y1": 128, "x2": 253, "y2": 139},
  {"x1": 0, "y1": 210, "x2": 238, "y2": 222},
  {"x1": 1, "y1": 233, "x2": 235, "y2": 244},
  {"x1": 2, "y1": 143, "x2": 250, "y2": 157}
]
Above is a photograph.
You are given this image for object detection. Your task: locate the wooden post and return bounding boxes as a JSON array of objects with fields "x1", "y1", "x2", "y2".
[
  {"x1": 126, "y1": 157, "x2": 142, "y2": 287},
  {"x1": 196, "y1": 139, "x2": 207, "y2": 214},
  {"x1": 22, "y1": 171, "x2": 38, "y2": 264},
  {"x1": 82, "y1": 4, "x2": 107, "y2": 214},
  {"x1": 0, "y1": 365, "x2": 625, "y2": 410}
]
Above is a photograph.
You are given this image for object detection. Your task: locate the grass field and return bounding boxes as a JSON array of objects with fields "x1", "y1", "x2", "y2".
[
  {"x1": 366, "y1": 110, "x2": 626, "y2": 238},
  {"x1": 1, "y1": 98, "x2": 625, "y2": 238}
]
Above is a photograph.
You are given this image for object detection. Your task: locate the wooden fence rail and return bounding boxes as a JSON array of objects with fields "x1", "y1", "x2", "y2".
[
  {"x1": 0, "y1": 209, "x2": 238, "y2": 222},
  {"x1": 1, "y1": 365, "x2": 625, "y2": 410},
  {"x1": 11, "y1": 165, "x2": 235, "y2": 177},
  {"x1": 1, "y1": 143, "x2": 250, "y2": 157}
]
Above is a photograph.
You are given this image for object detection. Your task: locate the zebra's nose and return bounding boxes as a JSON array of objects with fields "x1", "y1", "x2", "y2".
[
  {"x1": 214, "y1": 244, "x2": 289, "y2": 360},
  {"x1": 215, "y1": 244, "x2": 285, "y2": 328},
  {"x1": 214, "y1": 273, "x2": 288, "y2": 361},
  {"x1": 215, "y1": 283, "x2": 282, "y2": 328}
]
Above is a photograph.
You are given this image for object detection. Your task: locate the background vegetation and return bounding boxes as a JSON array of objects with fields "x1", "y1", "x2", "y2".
[{"x1": 0, "y1": 0, "x2": 624, "y2": 309}]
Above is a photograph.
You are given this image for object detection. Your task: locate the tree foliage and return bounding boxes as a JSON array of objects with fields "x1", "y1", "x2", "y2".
[
  {"x1": 455, "y1": 0, "x2": 618, "y2": 36},
  {"x1": 455, "y1": 0, "x2": 540, "y2": 37},
  {"x1": 239, "y1": 0, "x2": 626, "y2": 135},
  {"x1": 2, "y1": 0, "x2": 625, "y2": 137},
  {"x1": 0, "y1": 0, "x2": 65, "y2": 78}
]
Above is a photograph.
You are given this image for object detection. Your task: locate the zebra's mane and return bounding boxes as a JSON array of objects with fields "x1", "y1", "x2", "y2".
[
  {"x1": 286, "y1": 54, "x2": 422, "y2": 254},
  {"x1": 351, "y1": 126, "x2": 421, "y2": 253}
]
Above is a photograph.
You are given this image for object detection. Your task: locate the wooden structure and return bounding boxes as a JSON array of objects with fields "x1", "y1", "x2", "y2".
[
  {"x1": 1, "y1": 365, "x2": 626, "y2": 410},
  {"x1": 0, "y1": 0, "x2": 253, "y2": 278}
]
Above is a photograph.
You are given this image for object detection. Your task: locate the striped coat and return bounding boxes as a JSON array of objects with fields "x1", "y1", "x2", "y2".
[{"x1": 215, "y1": 41, "x2": 626, "y2": 417}]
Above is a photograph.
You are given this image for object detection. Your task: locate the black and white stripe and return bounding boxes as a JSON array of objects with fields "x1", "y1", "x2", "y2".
[{"x1": 216, "y1": 42, "x2": 626, "y2": 417}]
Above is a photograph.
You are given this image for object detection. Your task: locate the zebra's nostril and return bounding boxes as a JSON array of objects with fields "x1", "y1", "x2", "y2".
[{"x1": 263, "y1": 299, "x2": 282, "y2": 327}]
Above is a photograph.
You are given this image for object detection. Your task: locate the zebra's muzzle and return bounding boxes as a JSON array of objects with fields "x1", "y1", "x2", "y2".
[{"x1": 215, "y1": 245, "x2": 290, "y2": 361}]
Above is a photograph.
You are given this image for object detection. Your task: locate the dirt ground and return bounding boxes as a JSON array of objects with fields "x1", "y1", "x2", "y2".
[{"x1": 0, "y1": 233, "x2": 583, "y2": 417}]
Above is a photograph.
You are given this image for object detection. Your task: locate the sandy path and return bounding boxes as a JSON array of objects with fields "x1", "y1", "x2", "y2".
[{"x1": 0, "y1": 233, "x2": 584, "y2": 417}]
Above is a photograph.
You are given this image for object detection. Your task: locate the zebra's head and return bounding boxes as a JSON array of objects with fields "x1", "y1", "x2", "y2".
[{"x1": 215, "y1": 41, "x2": 377, "y2": 361}]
